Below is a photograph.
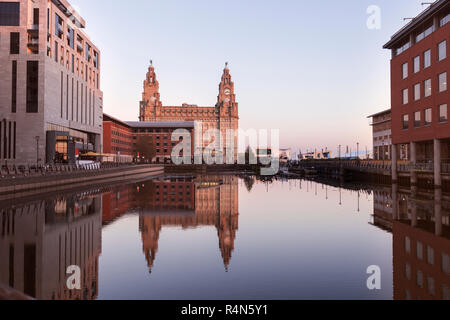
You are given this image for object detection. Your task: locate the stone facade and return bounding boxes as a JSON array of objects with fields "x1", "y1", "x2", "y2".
[
  {"x1": 0, "y1": 0, "x2": 102, "y2": 165},
  {"x1": 139, "y1": 62, "x2": 239, "y2": 161}
]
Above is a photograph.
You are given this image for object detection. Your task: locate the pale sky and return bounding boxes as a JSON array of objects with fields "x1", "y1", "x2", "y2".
[{"x1": 70, "y1": 0, "x2": 428, "y2": 156}]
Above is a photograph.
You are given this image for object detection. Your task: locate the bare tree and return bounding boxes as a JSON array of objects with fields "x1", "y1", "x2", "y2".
[{"x1": 135, "y1": 136, "x2": 157, "y2": 163}]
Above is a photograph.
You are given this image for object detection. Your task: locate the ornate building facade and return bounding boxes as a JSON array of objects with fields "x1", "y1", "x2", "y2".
[{"x1": 139, "y1": 62, "x2": 239, "y2": 160}]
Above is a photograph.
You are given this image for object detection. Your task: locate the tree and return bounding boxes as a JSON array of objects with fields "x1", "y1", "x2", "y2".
[{"x1": 135, "y1": 136, "x2": 157, "y2": 163}]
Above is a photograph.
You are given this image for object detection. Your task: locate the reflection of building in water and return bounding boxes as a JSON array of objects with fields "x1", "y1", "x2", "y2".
[
  {"x1": 0, "y1": 194, "x2": 102, "y2": 300},
  {"x1": 138, "y1": 175, "x2": 239, "y2": 271},
  {"x1": 372, "y1": 186, "x2": 450, "y2": 300}
]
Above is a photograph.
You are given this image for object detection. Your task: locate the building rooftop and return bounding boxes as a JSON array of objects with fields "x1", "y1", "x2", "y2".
[
  {"x1": 383, "y1": 0, "x2": 449, "y2": 49},
  {"x1": 367, "y1": 109, "x2": 391, "y2": 118},
  {"x1": 126, "y1": 121, "x2": 195, "y2": 128},
  {"x1": 52, "y1": 0, "x2": 86, "y2": 28}
]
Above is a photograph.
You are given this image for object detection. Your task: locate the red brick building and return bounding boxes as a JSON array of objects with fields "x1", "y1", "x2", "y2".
[
  {"x1": 103, "y1": 114, "x2": 194, "y2": 163},
  {"x1": 368, "y1": 109, "x2": 392, "y2": 160},
  {"x1": 103, "y1": 114, "x2": 134, "y2": 161},
  {"x1": 384, "y1": 0, "x2": 449, "y2": 186}
]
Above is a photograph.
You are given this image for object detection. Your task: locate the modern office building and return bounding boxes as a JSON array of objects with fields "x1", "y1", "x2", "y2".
[
  {"x1": 0, "y1": 0, "x2": 103, "y2": 165},
  {"x1": 368, "y1": 109, "x2": 392, "y2": 161},
  {"x1": 383, "y1": 0, "x2": 449, "y2": 186}
]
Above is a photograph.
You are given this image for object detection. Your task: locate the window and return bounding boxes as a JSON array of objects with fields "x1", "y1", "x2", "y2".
[
  {"x1": 403, "y1": 114, "x2": 409, "y2": 130},
  {"x1": 10, "y1": 32, "x2": 19, "y2": 54},
  {"x1": 403, "y1": 88, "x2": 409, "y2": 104},
  {"x1": 427, "y1": 246, "x2": 434, "y2": 265},
  {"x1": 26, "y1": 61, "x2": 39, "y2": 113},
  {"x1": 417, "y1": 241, "x2": 423, "y2": 260},
  {"x1": 396, "y1": 42, "x2": 410, "y2": 56},
  {"x1": 405, "y1": 237, "x2": 411, "y2": 254},
  {"x1": 414, "y1": 111, "x2": 421, "y2": 128},
  {"x1": 0, "y1": 2, "x2": 20, "y2": 26},
  {"x1": 441, "y1": 14, "x2": 450, "y2": 27},
  {"x1": 414, "y1": 83, "x2": 421, "y2": 101},
  {"x1": 11, "y1": 61, "x2": 17, "y2": 113},
  {"x1": 443, "y1": 254, "x2": 450, "y2": 275},
  {"x1": 33, "y1": 8, "x2": 39, "y2": 25},
  {"x1": 55, "y1": 14, "x2": 63, "y2": 39},
  {"x1": 405, "y1": 264, "x2": 411, "y2": 280},
  {"x1": 67, "y1": 26, "x2": 74, "y2": 49},
  {"x1": 428, "y1": 277, "x2": 435, "y2": 296},
  {"x1": 424, "y1": 108, "x2": 432, "y2": 126},
  {"x1": 424, "y1": 50, "x2": 431, "y2": 68},
  {"x1": 85, "y1": 43, "x2": 91, "y2": 61},
  {"x1": 94, "y1": 51, "x2": 98, "y2": 69},
  {"x1": 424, "y1": 79, "x2": 432, "y2": 97},
  {"x1": 439, "y1": 72, "x2": 447, "y2": 92},
  {"x1": 438, "y1": 40, "x2": 447, "y2": 61},
  {"x1": 414, "y1": 56, "x2": 420, "y2": 73},
  {"x1": 439, "y1": 104, "x2": 448, "y2": 123},
  {"x1": 402, "y1": 62, "x2": 408, "y2": 79},
  {"x1": 417, "y1": 270, "x2": 424, "y2": 288},
  {"x1": 416, "y1": 25, "x2": 434, "y2": 43}
]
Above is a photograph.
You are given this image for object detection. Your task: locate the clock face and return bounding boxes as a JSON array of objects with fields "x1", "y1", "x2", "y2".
[{"x1": 224, "y1": 89, "x2": 231, "y2": 96}]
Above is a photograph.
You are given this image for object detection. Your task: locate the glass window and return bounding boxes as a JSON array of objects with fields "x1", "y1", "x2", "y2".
[
  {"x1": 0, "y1": 2, "x2": 20, "y2": 26},
  {"x1": 414, "y1": 111, "x2": 421, "y2": 128},
  {"x1": 403, "y1": 88, "x2": 409, "y2": 104},
  {"x1": 428, "y1": 277, "x2": 435, "y2": 296},
  {"x1": 424, "y1": 79, "x2": 432, "y2": 97},
  {"x1": 417, "y1": 241, "x2": 423, "y2": 260},
  {"x1": 417, "y1": 270, "x2": 424, "y2": 288},
  {"x1": 427, "y1": 246, "x2": 434, "y2": 265},
  {"x1": 439, "y1": 72, "x2": 447, "y2": 92},
  {"x1": 441, "y1": 14, "x2": 450, "y2": 27},
  {"x1": 55, "y1": 14, "x2": 63, "y2": 39},
  {"x1": 424, "y1": 50, "x2": 431, "y2": 68},
  {"x1": 67, "y1": 26, "x2": 74, "y2": 49},
  {"x1": 439, "y1": 104, "x2": 448, "y2": 123},
  {"x1": 403, "y1": 114, "x2": 409, "y2": 130},
  {"x1": 424, "y1": 108, "x2": 432, "y2": 126},
  {"x1": 405, "y1": 263, "x2": 411, "y2": 280},
  {"x1": 443, "y1": 254, "x2": 450, "y2": 275},
  {"x1": 414, "y1": 56, "x2": 420, "y2": 73},
  {"x1": 402, "y1": 62, "x2": 408, "y2": 79},
  {"x1": 9, "y1": 32, "x2": 19, "y2": 54},
  {"x1": 438, "y1": 40, "x2": 446, "y2": 61},
  {"x1": 414, "y1": 83, "x2": 421, "y2": 100},
  {"x1": 405, "y1": 237, "x2": 411, "y2": 253}
]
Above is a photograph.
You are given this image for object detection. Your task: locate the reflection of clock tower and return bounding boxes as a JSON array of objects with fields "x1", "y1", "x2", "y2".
[{"x1": 140, "y1": 61, "x2": 162, "y2": 121}]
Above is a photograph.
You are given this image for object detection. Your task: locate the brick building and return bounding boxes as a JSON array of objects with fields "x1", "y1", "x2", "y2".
[
  {"x1": 383, "y1": 0, "x2": 449, "y2": 186},
  {"x1": 0, "y1": 0, "x2": 103, "y2": 165},
  {"x1": 102, "y1": 113, "x2": 194, "y2": 163},
  {"x1": 368, "y1": 109, "x2": 392, "y2": 160},
  {"x1": 139, "y1": 62, "x2": 239, "y2": 160}
]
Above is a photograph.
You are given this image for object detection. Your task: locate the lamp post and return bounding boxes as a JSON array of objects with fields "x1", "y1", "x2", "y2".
[{"x1": 35, "y1": 136, "x2": 40, "y2": 167}]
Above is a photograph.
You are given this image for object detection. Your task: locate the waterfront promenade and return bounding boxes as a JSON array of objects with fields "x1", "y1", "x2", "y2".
[{"x1": 0, "y1": 164, "x2": 164, "y2": 199}]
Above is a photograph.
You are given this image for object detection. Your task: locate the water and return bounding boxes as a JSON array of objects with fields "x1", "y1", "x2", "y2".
[{"x1": 0, "y1": 175, "x2": 449, "y2": 300}]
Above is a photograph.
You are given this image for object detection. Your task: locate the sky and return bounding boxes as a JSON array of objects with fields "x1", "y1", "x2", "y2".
[{"x1": 70, "y1": 0, "x2": 428, "y2": 156}]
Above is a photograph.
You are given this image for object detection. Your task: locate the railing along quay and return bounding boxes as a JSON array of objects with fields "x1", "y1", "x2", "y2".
[{"x1": 0, "y1": 162, "x2": 137, "y2": 180}]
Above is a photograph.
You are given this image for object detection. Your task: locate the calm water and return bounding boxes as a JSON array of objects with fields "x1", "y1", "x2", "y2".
[{"x1": 0, "y1": 175, "x2": 449, "y2": 300}]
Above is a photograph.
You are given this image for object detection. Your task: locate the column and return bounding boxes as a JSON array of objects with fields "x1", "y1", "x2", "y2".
[
  {"x1": 392, "y1": 144, "x2": 398, "y2": 183},
  {"x1": 434, "y1": 139, "x2": 441, "y2": 188},
  {"x1": 411, "y1": 186, "x2": 418, "y2": 227},
  {"x1": 392, "y1": 183, "x2": 399, "y2": 221},
  {"x1": 435, "y1": 188, "x2": 442, "y2": 236},
  {"x1": 410, "y1": 142, "x2": 417, "y2": 186}
]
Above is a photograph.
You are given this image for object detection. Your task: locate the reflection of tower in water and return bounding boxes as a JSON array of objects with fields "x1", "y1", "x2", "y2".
[{"x1": 138, "y1": 175, "x2": 239, "y2": 272}]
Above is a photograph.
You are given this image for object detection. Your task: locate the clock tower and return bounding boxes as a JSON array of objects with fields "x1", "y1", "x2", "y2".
[
  {"x1": 140, "y1": 61, "x2": 162, "y2": 121},
  {"x1": 216, "y1": 62, "x2": 238, "y2": 118}
]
